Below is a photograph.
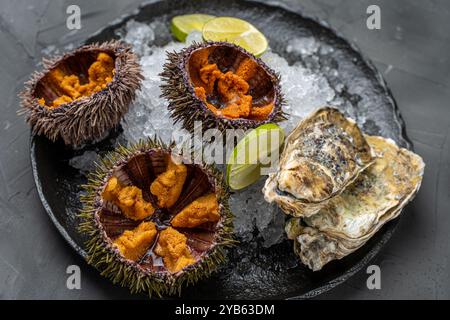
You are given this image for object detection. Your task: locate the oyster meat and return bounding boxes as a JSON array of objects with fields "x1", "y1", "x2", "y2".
[
  {"x1": 263, "y1": 107, "x2": 375, "y2": 218},
  {"x1": 285, "y1": 135, "x2": 425, "y2": 271}
]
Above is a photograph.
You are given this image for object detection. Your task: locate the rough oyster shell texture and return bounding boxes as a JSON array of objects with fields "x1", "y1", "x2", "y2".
[
  {"x1": 263, "y1": 107, "x2": 375, "y2": 218},
  {"x1": 284, "y1": 135, "x2": 424, "y2": 271},
  {"x1": 263, "y1": 107, "x2": 424, "y2": 271}
]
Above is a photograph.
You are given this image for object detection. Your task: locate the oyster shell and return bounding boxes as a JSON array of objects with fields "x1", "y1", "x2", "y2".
[
  {"x1": 286, "y1": 135, "x2": 425, "y2": 271},
  {"x1": 263, "y1": 107, "x2": 375, "y2": 217}
]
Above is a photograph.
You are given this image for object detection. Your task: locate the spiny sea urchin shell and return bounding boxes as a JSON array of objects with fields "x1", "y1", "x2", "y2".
[
  {"x1": 160, "y1": 41, "x2": 286, "y2": 134},
  {"x1": 19, "y1": 40, "x2": 143, "y2": 146},
  {"x1": 79, "y1": 138, "x2": 234, "y2": 297}
]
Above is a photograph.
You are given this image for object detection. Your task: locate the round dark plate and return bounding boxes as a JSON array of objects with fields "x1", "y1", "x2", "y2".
[{"x1": 30, "y1": 0, "x2": 412, "y2": 299}]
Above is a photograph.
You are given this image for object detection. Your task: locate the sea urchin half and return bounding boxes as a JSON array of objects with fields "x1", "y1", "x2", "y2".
[
  {"x1": 20, "y1": 41, "x2": 143, "y2": 146},
  {"x1": 160, "y1": 41, "x2": 286, "y2": 133},
  {"x1": 79, "y1": 138, "x2": 234, "y2": 297}
]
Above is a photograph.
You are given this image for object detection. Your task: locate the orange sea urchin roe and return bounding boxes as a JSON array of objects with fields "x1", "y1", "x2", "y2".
[
  {"x1": 235, "y1": 58, "x2": 258, "y2": 81},
  {"x1": 193, "y1": 61, "x2": 273, "y2": 120},
  {"x1": 39, "y1": 52, "x2": 115, "y2": 108},
  {"x1": 171, "y1": 193, "x2": 220, "y2": 228},
  {"x1": 249, "y1": 102, "x2": 274, "y2": 121},
  {"x1": 199, "y1": 63, "x2": 222, "y2": 94},
  {"x1": 154, "y1": 227, "x2": 195, "y2": 273},
  {"x1": 150, "y1": 157, "x2": 187, "y2": 208},
  {"x1": 102, "y1": 176, "x2": 155, "y2": 220},
  {"x1": 217, "y1": 71, "x2": 250, "y2": 101},
  {"x1": 113, "y1": 221, "x2": 157, "y2": 261}
]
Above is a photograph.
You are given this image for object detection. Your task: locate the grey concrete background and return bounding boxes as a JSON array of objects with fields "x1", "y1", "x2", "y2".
[{"x1": 0, "y1": 0, "x2": 449, "y2": 299}]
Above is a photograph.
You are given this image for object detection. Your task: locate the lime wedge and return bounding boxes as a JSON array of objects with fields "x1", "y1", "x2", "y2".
[
  {"x1": 227, "y1": 123, "x2": 284, "y2": 190},
  {"x1": 171, "y1": 14, "x2": 216, "y2": 42},
  {"x1": 202, "y1": 17, "x2": 268, "y2": 56}
]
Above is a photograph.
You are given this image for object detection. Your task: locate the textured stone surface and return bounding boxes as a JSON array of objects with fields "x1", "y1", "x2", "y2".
[{"x1": 0, "y1": 0, "x2": 449, "y2": 299}]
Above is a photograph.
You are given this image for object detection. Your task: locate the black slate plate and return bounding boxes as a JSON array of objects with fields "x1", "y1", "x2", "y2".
[{"x1": 30, "y1": 0, "x2": 412, "y2": 299}]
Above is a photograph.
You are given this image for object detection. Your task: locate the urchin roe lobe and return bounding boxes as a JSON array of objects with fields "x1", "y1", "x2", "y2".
[
  {"x1": 187, "y1": 44, "x2": 276, "y2": 121},
  {"x1": 35, "y1": 51, "x2": 115, "y2": 108},
  {"x1": 99, "y1": 151, "x2": 221, "y2": 274}
]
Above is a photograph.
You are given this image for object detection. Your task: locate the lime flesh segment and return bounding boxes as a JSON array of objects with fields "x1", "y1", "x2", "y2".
[
  {"x1": 202, "y1": 17, "x2": 268, "y2": 56},
  {"x1": 227, "y1": 123, "x2": 284, "y2": 190},
  {"x1": 171, "y1": 14, "x2": 216, "y2": 42}
]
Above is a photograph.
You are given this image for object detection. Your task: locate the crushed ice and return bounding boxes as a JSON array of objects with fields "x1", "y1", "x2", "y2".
[
  {"x1": 64, "y1": 18, "x2": 343, "y2": 246},
  {"x1": 69, "y1": 150, "x2": 100, "y2": 174},
  {"x1": 286, "y1": 37, "x2": 319, "y2": 56}
]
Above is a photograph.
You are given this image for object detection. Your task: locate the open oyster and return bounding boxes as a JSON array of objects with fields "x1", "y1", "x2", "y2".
[
  {"x1": 263, "y1": 107, "x2": 375, "y2": 218},
  {"x1": 79, "y1": 138, "x2": 233, "y2": 296},
  {"x1": 286, "y1": 135, "x2": 425, "y2": 271}
]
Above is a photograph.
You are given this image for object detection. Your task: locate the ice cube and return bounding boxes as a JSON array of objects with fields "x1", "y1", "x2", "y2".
[
  {"x1": 69, "y1": 151, "x2": 100, "y2": 174},
  {"x1": 117, "y1": 21, "x2": 340, "y2": 248},
  {"x1": 286, "y1": 37, "x2": 319, "y2": 56},
  {"x1": 185, "y1": 31, "x2": 203, "y2": 45}
]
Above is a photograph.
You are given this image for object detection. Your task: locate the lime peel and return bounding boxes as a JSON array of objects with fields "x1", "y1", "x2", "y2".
[
  {"x1": 171, "y1": 14, "x2": 216, "y2": 42},
  {"x1": 226, "y1": 123, "x2": 284, "y2": 190},
  {"x1": 202, "y1": 17, "x2": 268, "y2": 56}
]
